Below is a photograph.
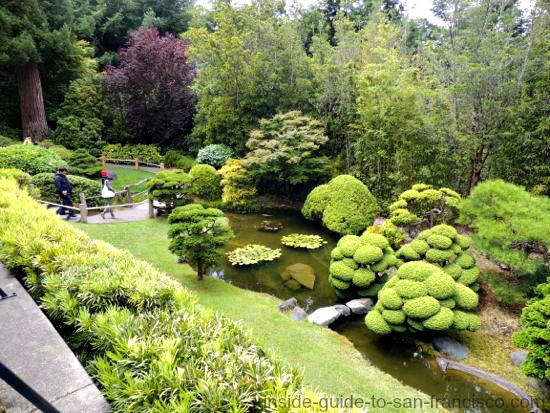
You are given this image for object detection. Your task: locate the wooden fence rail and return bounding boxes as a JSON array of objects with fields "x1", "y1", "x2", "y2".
[{"x1": 98, "y1": 155, "x2": 165, "y2": 170}]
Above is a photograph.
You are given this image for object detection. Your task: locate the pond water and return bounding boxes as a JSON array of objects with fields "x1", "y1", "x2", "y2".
[{"x1": 220, "y1": 211, "x2": 531, "y2": 413}]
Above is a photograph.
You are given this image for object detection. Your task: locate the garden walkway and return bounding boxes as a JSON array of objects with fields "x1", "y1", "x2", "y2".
[
  {"x1": 86, "y1": 201, "x2": 151, "y2": 224},
  {"x1": 0, "y1": 265, "x2": 110, "y2": 412}
]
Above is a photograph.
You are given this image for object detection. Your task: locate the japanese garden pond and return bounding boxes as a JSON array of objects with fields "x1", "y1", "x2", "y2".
[{"x1": 219, "y1": 211, "x2": 531, "y2": 413}]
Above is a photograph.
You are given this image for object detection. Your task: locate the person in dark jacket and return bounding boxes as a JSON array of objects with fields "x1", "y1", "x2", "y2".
[{"x1": 54, "y1": 167, "x2": 76, "y2": 219}]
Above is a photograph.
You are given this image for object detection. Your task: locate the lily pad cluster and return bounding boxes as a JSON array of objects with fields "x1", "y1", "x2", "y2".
[
  {"x1": 328, "y1": 233, "x2": 398, "y2": 299},
  {"x1": 365, "y1": 261, "x2": 481, "y2": 335},
  {"x1": 227, "y1": 244, "x2": 282, "y2": 265},
  {"x1": 396, "y1": 224, "x2": 481, "y2": 291},
  {"x1": 281, "y1": 234, "x2": 328, "y2": 249}
]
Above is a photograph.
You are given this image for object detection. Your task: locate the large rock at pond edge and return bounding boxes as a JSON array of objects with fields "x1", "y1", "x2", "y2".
[
  {"x1": 278, "y1": 297, "x2": 298, "y2": 312},
  {"x1": 334, "y1": 304, "x2": 351, "y2": 317},
  {"x1": 432, "y1": 337, "x2": 468, "y2": 360},
  {"x1": 510, "y1": 351, "x2": 528, "y2": 367},
  {"x1": 308, "y1": 306, "x2": 342, "y2": 327},
  {"x1": 292, "y1": 307, "x2": 308, "y2": 321},
  {"x1": 346, "y1": 298, "x2": 373, "y2": 314},
  {"x1": 282, "y1": 263, "x2": 316, "y2": 290}
]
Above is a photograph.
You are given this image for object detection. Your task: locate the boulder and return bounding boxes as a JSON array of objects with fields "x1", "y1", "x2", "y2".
[
  {"x1": 334, "y1": 304, "x2": 351, "y2": 317},
  {"x1": 283, "y1": 263, "x2": 316, "y2": 290},
  {"x1": 510, "y1": 351, "x2": 528, "y2": 367},
  {"x1": 278, "y1": 297, "x2": 298, "y2": 312},
  {"x1": 283, "y1": 279, "x2": 302, "y2": 291},
  {"x1": 307, "y1": 306, "x2": 342, "y2": 327},
  {"x1": 432, "y1": 337, "x2": 468, "y2": 360},
  {"x1": 291, "y1": 307, "x2": 308, "y2": 321},
  {"x1": 346, "y1": 298, "x2": 373, "y2": 314}
]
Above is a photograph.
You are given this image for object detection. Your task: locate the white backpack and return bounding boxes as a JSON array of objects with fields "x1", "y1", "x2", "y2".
[{"x1": 101, "y1": 182, "x2": 115, "y2": 198}]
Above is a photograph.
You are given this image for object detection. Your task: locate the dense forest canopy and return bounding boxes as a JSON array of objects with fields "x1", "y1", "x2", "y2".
[{"x1": 0, "y1": 0, "x2": 548, "y2": 200}]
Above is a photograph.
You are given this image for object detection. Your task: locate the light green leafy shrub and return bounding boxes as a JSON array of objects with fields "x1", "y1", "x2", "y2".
[
  {"x1": 163, "y1": 150, "x2": 186, "y2": 167},
  {"x1": 458, "y1": 179, "x2": 550, "y2": 278},
  {"x1": 302, "y1": 175, "x2": 379, "y2": 235},
  {"x1": 48, "y1": 144, "x2": 74, "y2": 161},
  {"x1": 0, "y1": 144, "x2": 65, "y2": 174},
  {"x1": 366, "y1": 261, "x2": 480, "y2": 335},
  {"x1": 102, "y1": 143, "x2": 163, "y2": 164},
  {"x1": 0, "y1": 168, "x2": 31, "y2": 188},
  {"x1": 196, "y1": 144, "x2": 234, "y2": 167},
  {"x1": 30, "y1": 173, "x2": 101, "y2": 206},
  {"x1": 218, "y1": 159, "x2": 257, "y2": 212},
  {"x1": 147, "y1": 170, "x2": 192, "y2": 212},
  {"x1": 189, "y1": 164, "x2": 222, "y2": 201},
  {"x1": 0, "y1": 135, "x2": 19, "y2": 147},
  {"x1": 0, "y1": 179, "x2": 301, "y2": 411},
  {"x1": 328, "y1": 232, "x2": 396, "y2": 298}
]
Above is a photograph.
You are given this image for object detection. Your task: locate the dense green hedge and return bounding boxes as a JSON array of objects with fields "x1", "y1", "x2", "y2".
[
  {"x1": 0, "y1": 179, "x2": 302, "y2": 412},
  {"x1": 0, "y1": 168, "x2": 31, "y2": 188},
  {"x1": 458, "y1": 180, "x2": 550, "y2": 277},
  {"x1": 0, "y1": 144, "x2": 65, "y2": 174},
  {"x1": 302, "y1": 175, "x2": 379, "y2": 235},
  {"x1": 189, "y1": 164, "x2": 222, "y2": 201},
  {"x1": 30, "y1": 173, "x2": 102, "y2": 207},
  {"x1": 102, "y1": 143, "x2": 163, "y2": 164}
]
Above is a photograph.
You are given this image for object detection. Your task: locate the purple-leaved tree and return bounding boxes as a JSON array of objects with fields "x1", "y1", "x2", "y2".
[{"x1": 103, "y1": 28, "x2": 196, "y2": 147}]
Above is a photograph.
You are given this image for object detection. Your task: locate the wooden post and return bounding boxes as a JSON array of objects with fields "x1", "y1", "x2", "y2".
[
  {"x1": 134, "y1": 158, "x2": 140, "y2": 169},
  {"x1": 160, "y1": 162, "x2": 165, "y2": 170},
  {"x1": 125, "y1": 186, "x2": 133, "y2": 206},
  {"x1": 79, "y1": 193, "x2": 88, "y2": 223},
  {"x1": 100, "y1": 154, "x2": 106, "y2": 168},
  {"x1": 148, "y1": 199, "x2": 154, "y2": 218}
]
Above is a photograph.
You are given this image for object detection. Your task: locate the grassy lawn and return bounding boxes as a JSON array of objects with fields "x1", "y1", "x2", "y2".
[
  {"x1": 78, "y1": 219, "x2": 440, "y2": 413},
  {"x1": 106, "y1": 166, "x2": 153, "y2": 192}
]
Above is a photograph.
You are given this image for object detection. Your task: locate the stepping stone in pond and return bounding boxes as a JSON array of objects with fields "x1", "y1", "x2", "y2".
[
  {"x1": 346, "y1": 298, "x2": 373, "y2": 314},
  {"x1": 281, "y1": 263, "x2": 316, "y2": 289}
]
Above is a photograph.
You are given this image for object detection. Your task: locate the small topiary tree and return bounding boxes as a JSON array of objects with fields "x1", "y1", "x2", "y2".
[
  {"x1": 329, "y1": 232, "x2": 398, "y2": 299},
  {"x1": 196, "y1": 144, "x2": 234, "y2": 167},
  {"x1": 382, "y1": 184, "x2": 461, "y2": 247},
  {"x1": 168, "y1": 203, "x2": 234, "y2": 280},
  {"x1": 189, "y1": 164, "x2": 222, "y2": 201},
  {"x1": 302, "y1": 175, "x2": 380, "y2": 235},
  {"x1": 365, "y1": 261, "x2": 481, "y2": 335},
  {"x1": 218, "y1": 159, "x2": 257, "y2": 212},
  {"x1": 69, "y1": 148, "x2": 102, "y2": 178},
  {"x1": 0, "y1": 144, "x2": 65, "y2": 174},
  {"x1": 148, "y1": 170, "x2": 192, "y2": 212}
]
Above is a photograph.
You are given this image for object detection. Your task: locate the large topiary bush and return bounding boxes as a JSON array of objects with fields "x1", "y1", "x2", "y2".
[
  {"x1": 458, "y1": 179, "x2": 550, "y2": 278},
  {"x1": 218, "y1": 158, "x2": 257, "y2": 212},
  {"x1": 0, "y1": 144, "x2": 65, "y2": 174},
  {"x1": 189, "y1": 164, "x2": 222, "y2": 201},
  {"x1": 30, "y1": 173, "x2": 102, "y2": 206},
  {"x1": 302, "y1": 175, "x2": 380, "y2": 235},
  {"x1": 395, "y1": 224, "x2": 481, "y2": 291},
  {"x1": 328, "y1": 232, "x2": 397, "y2": 298},
  {"x1": 196, "y1": 144, "x2": 234, "y2": 167},
  {"x1": 147, "y1": 169, "x2": 192, "y2": 212},
  {"x1": 365, "y1": 261, "x2": 481, "y2": 335}
]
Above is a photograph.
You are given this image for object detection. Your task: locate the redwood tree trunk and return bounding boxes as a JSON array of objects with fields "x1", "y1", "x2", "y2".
[{"x1": 16, "y1": 62, "x2": 48, "y2": 142}]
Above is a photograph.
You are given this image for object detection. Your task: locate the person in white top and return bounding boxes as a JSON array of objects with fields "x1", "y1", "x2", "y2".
[{"x1": 100, "y1": 170, "x2": 116, "y2": 219}]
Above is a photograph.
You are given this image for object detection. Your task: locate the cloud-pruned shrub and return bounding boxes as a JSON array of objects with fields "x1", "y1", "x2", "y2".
[
  {"x1": 302, "y1": 175, "x2": 380, "y2": 235},
  {"x1": 148, "y1": 169, "x2": 192, "y2": 212}
]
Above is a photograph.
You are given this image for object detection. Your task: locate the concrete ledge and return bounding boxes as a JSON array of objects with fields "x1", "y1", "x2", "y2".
[{"x1": 0, "y1": 265, "x2": 110, "y2": 413}]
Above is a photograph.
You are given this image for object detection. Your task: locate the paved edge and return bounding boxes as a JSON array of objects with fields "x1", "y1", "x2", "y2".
[{"x1": 0, "y1": 265, "x2": 110, "y2": 413}]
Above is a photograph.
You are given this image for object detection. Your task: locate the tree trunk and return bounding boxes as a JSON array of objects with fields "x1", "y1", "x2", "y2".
[
  {"x1": 16, "y1": 62, "x2": 49, "y2": 142},
  {"x1": 197, "y1": 260, "x2": 204, "y2": 281}
]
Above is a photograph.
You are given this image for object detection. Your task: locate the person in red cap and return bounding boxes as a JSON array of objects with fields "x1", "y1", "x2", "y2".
[{"x1": 100, "y1": 170, "x2": 116, "y2": 219}]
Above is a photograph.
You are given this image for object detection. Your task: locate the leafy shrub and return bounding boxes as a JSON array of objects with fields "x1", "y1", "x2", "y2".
[
  {"x1": 458, "y1": 180, "x2": 550, "y2": 277},
  {"x1": 147, "y1": 170, "x2": 192, "y2": 212},
  {"x1": 0, "y1": 168, "x2": 31, "y2": 188},
  {"x1": 365, "y1": 261, "x2": 480, "y2": 335},
  {"x1": 103, "y1": 143, "x2": 163, "y2": 164},
  {"x1": 0, "y1": 179, "x2": 301, "y2": 411},
  {"x1": 482, "y1": 272, "x2": 533, "y2": 309},
  {"x1": 189, "y1": 164, "x2": 222, "y2": 201},
  {"x1": 329, "y1": 233, "x2": 397, "y2": 299},
  {"x1": 0, "y1": 144, "x2": 65, "y2": 174},
  {"x1": 219, "y1": 159, "x2": 257, "y2": 212},
  {"x1": 30, "y1": 173, "x2": 102, "y2": 207},
  {"x1": 163, "y1": 149, "x2": 191, "y2": 168},
  {"x1": 281, "y1": 234, "x2": 327, "y2": 249},
  {"x1": 69, "y1": 149, "x2": 102, "y2": 178},
  {"x1": 168, "y1": 204, "x2": 234, "y2": 280},
  {"x1": 302, "y1": 175, "x2": 380, "y2": 235},
  {"x1": 48, "y1": 145, "x2": 74, "y2": 161},
  {"x1": 175, "y1": 155, "x2": 197, "y2": 172},
  {"x1": 227, "y1": 244, "x2": 282, "y2": 265},
  {"x1": 0, "y1": 135, "x2": 18, "y2": 147},
  {"x1": 196, "y1": 144, "x2": 233, "y2": 167}
]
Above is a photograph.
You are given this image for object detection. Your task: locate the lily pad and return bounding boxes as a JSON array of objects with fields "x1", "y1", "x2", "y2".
[
  {"x1": 281, "y1": 233, "x2": 328, "y2": 249},
  {"x1": 227, "y1": 244, "x2": 282, "y2": 266}
]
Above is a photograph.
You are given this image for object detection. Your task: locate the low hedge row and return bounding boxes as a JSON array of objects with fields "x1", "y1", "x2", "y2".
[{"x1": 0, "y1": 178, "x2": 302, "y2": 412}]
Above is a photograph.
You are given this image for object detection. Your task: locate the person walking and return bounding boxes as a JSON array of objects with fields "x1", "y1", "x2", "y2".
[
  {"x1": 100, "y1": 170, "x2": 116, "y2": 219},
  {"x1": 54, "y1": 167, "x2": 76, "y2": 220}
]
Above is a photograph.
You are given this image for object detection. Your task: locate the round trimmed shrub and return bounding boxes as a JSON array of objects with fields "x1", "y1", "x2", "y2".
[
  {"x1": 0, "y1": 144, "x2": 65, "y2": 174},
  {"x1": 458, "y1": 267, "x2": 480, "y2": 285},
  {"x1": 403, "y1": 296, "x2": 441, "y2": 319},
  {"x1": 382, "y1": 309, "x2": 406, "y2": 325},
  {"x1": 329, "y1": 261, "x2": 355, "y2": 281},
  {"x1": 189, "y1": 164, "x2": 222, "y2": 201},
  {"x1": 425, "y1": 248, "x2": 455, "y2": 263},
  {"x1": 352, "y1": 268, "x2": 376, "y2": 287},
  {"x1": 409, "y1": 239, "x2": 429, "y2": 255},
  {"x1": 426, "y1": 234, "x2": 453, "y2": 249},
  {"x1": 456, "y1": 253, "x2": 475, "y2": 269},
  {"x1": 302, "y1": 175, "x2": 379, "y2": 235},
  {"x1": 196, "y1": 144, "x2": 233, "y2": 167},
  {"x1": 0, "y1": 168, "x2": 31, "y2": 188},
  {"x1": 454, "y1": 283, "x2": 479, "y2": 309},
  {"x1": 360, "y1": 232, "x2": 389, "y2": 249},
  {"x1": 394, "y1": 279, "x2": 427, "y2": 298},
  {"x1": 338, "y1": 235, "x2": 362, "y2": 257},
  {"x1": 424, "y1": 272, "x2": 456, "y2": 299},
  {"x1": 422, "y1": 307, "x2": 454, "y2": 330},
  {"x1": 365, "y1": 310, "x2": 392, "y2": 335},
  {"x1": 353, "y1": 245, "x2": 384, "y2": 264},
  {"x1": 379, "y1": 288, "x2": 403, "y2": 310},
  {"x1": 396, "y1": 261, "x2": 435, "y2": 282}
]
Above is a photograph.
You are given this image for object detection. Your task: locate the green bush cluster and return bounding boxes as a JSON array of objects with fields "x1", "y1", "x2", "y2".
[
  {"x1": 328, "y1": 233, "x2": 397, "y2": 298},
  {"x1": 458, "y1": 179, "x2": 550, "y2": 277},
  {"x1": 102, "y1": 143, "x2": 163, "y2": 164},
  {"x1": 196, "y1": 144, "x2": 234, "y2": 167},
  {"x1": 218, "y1": 158, "x2": 257, "y2": 212},
  {"x1": 189, "y1": 164, "x2": 222, "y2": 201},
  {"x1": 0, "y1": 179, "x2": 301, "y2": 411},
  {"x1": 68, "y1": 149, "x2": 102, "y2": 178},
  {"x1": 0, "y1": 144, "x2": 65, "y2": 174},
  {"x1": 382, "y1": 184, "x2": 461, "y2": 247},
  {"x1": 395, "y1": 224, "x2": 481, "y2": 291},
  {"x1": 30, "y1": 173, "x2": 102, "y2": 207},
  {"x1": 0, "y1": 135, "x2": 18, "y2": 147},
  {"x1": 0, "y1": 168, "x2": 31, "y2": 188},
  {"x1": 302, "y1": 175, "x2": 380, "y2": 235},
  {"x1": 365, "y1": 261, "x2": 481, "y2": 335},
  {"x1": 147, "y1": 170, "x2": 192, "y2": 212},
  {"x1": 48, "y1": 144, "x2": 74, "y2": 161}
]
